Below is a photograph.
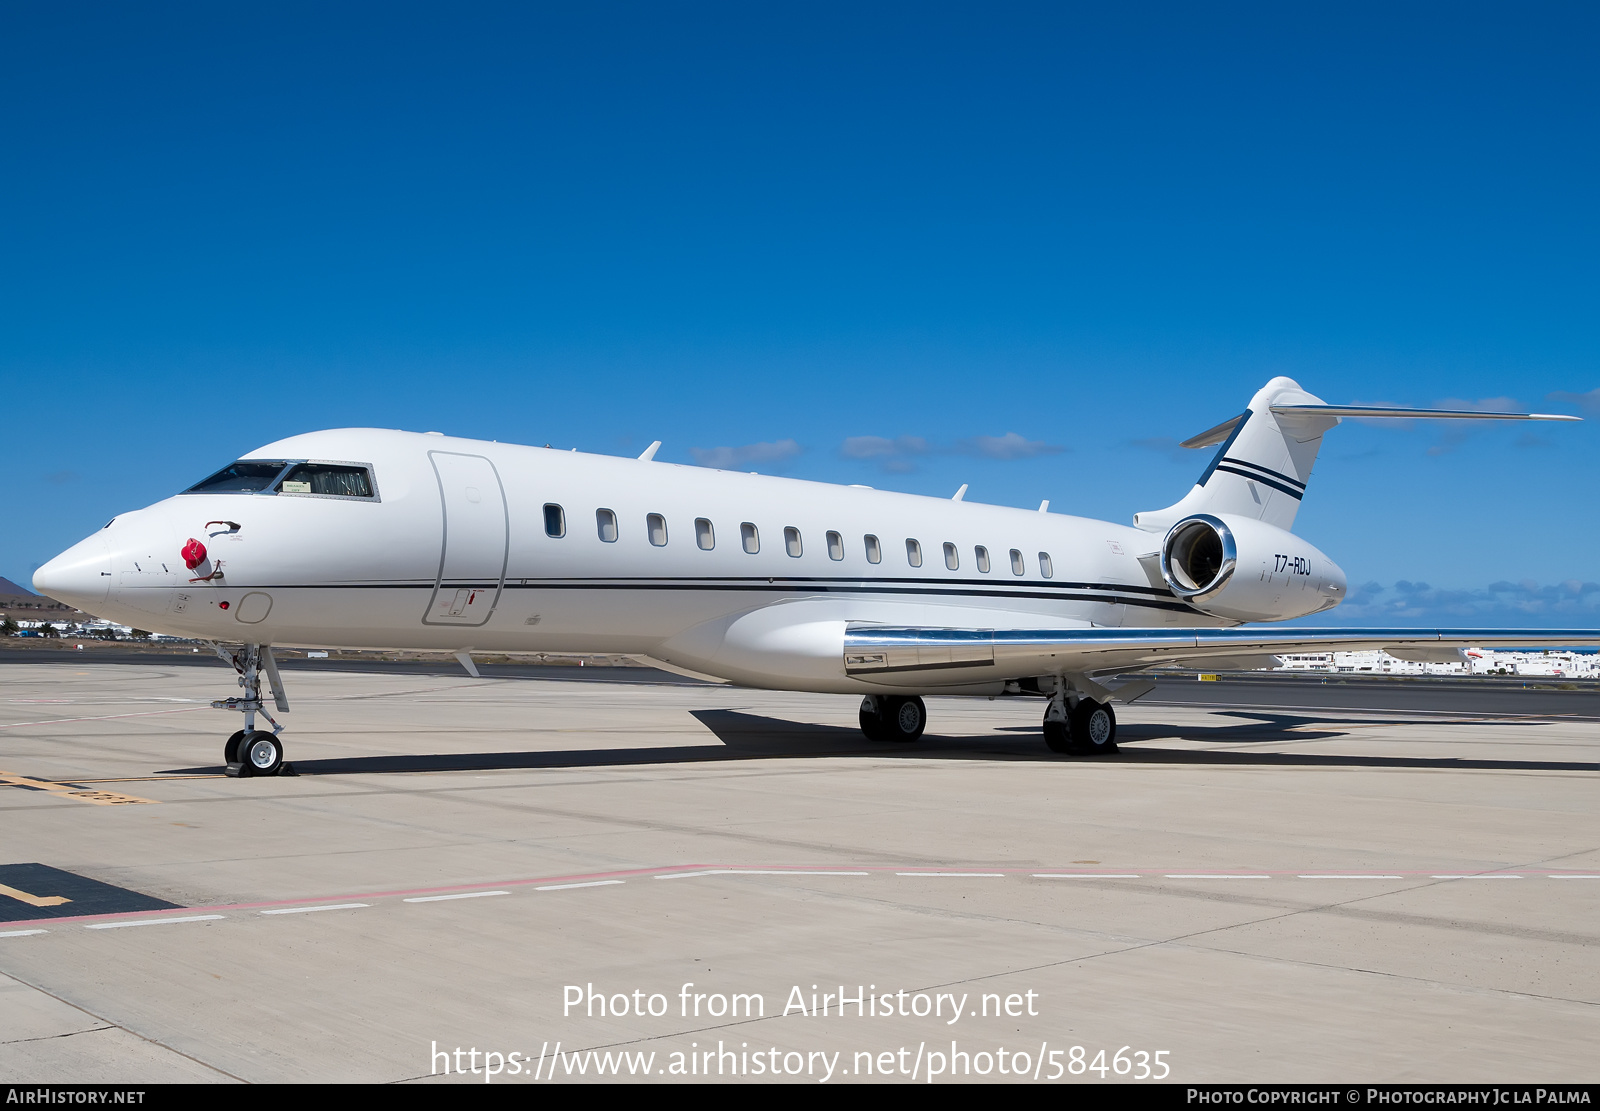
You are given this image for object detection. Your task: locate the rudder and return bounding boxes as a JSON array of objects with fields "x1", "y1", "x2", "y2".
[{"x1": 1134, "y1": 377, "x2": 1338, "y2": 534}]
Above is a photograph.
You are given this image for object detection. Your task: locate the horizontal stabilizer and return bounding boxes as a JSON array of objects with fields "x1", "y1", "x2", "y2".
[
  {"x1": 1269, "y1": 404, "x2": 1580, "y2": 422},
  {"x1": 1179, "y1": 413, "x2": 1248, "y2": 450}
]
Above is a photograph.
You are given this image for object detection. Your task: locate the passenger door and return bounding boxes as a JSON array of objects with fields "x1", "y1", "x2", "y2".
[{"x1": 422, "y1": 452, "x2": 508, "y2": 627}]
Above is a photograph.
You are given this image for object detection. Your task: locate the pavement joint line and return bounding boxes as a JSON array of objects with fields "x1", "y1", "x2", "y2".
[
  {"x1": 84, "y1": 915, "x2": 225, "y2": 930},
  {"x1": 534, "y1": 880, "x2": 625, "y2": 890},
  {"x1": 259, "y1": 903, "x2": 370, "y2": 915},
  {"x1": 402, "y1": 890, "x2": 510, "y2": 902},
  {"x1": 0, "y1": 707, "x2": 209, "y2": 730}
]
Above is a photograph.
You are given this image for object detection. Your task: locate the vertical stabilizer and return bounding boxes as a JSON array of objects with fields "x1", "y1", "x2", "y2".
[{"x1": 1133, "y1": 377, "x2": 1338, "y2": 534}]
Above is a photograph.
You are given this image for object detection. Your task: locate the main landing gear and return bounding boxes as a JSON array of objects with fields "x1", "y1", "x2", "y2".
[
  {"x1": 859, "y1": 695, "x2": 927, "y2": 742},
  {"x1": 208, "y1": 643, "x2": 294, "y2": 777},
  {"x1": 1042, "y1": 684, "x2": 1117, "y2": 756}
]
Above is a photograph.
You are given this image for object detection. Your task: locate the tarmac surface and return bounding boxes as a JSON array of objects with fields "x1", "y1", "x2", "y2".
[{"x1": 0, "y1": 656, "x2": 1596, "y2": 1084}]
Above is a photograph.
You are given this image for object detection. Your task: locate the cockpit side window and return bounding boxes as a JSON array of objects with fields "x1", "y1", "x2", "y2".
[
  {"x1": 276, "y1": 463, "x2": 377, "y2": 499},
  {"x1": 183, "y1": 461, "x2": 290, "y2": 494}
]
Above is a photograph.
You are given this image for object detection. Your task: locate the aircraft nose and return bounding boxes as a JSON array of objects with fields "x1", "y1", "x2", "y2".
[{"x1": 32, "y1": 534, "x2": 112, "y2": 612}]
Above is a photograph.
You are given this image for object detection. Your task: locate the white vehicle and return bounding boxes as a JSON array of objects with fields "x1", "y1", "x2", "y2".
[{"x1": 32, "y1": 377, "x2": 1598, "y2": 776}]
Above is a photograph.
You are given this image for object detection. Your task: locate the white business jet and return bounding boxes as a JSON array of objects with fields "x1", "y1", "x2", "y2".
[{"x1": 32, "y1": 377, "x2": 1597, "y2": 776}]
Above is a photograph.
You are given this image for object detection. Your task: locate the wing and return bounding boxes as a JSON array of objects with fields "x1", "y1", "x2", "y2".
[{"x1": 842, "y1": 625, "x2": 1600, "y2": 681}]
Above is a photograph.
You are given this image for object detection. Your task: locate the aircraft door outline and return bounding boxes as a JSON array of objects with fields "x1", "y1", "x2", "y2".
[{"x1": 422, "y1": 451, "x2": 509, "y2": 627}]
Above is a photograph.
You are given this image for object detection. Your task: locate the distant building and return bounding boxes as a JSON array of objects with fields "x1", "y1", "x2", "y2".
[{"x1": 1273, "y1": 648, "x2": 1598, "y2": 678}]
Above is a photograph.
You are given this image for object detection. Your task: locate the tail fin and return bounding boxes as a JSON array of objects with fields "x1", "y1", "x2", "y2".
[{"x1": 1134, "y1": 377, "x2": 1337, "y2": 534}]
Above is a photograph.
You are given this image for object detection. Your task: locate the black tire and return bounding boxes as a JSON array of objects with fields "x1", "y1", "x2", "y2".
[
  {"x1": 224, "y1": 730, "x2": 248, "y2": 764},
  {"x1": 885, "y1": 696, "x2": 926, "y2": 742},
  {"x1": 240, "y1": 731, "x2": 284, "y2": 776},
  {"x1": 1043, "y1": 719, "x2": 1073, "y2": 754},
  {"x1": 1069, "y1": 699, "x2": 1117, "y2": 754},
  {"x1": 859, "y1": 696, "x2": 888, "y2": 741}
]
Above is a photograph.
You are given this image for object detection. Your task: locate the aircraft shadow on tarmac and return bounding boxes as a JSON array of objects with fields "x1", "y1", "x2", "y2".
[{"x1": 160, "y1": 708, "x2": 1598, "y2": 777}]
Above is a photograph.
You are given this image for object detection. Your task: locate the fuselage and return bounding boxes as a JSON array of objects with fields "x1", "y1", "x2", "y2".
[{"x1": 35, "y1": 428, "x2": 1270, "y2": 693}]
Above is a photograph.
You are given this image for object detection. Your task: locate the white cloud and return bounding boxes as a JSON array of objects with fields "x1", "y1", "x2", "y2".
[
  {"x1": 1546, "y1": 387, "x2": 1600, "y2": 415},
  {"x1": 840, "y1": 435, "x2": 928, "y2": 460},
  {"x1": 957, "y1": 432, "x2": 1063, "y2": 460},
  {"x1": 689, "y1": 439, "x2": 802, "y2": 470}
]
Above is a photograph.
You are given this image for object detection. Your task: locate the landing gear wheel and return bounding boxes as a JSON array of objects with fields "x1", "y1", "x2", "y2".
[
  {"x1": 859, "y1": 697, "x2": 889, "y2": 741},
  {"x1": 1043, "y1": 719, "x2": 1073, "y2": 754},
  {"x1": 859, "y1": 696, "x2": 927, "y2": 742},
  {"x1": 886, "y1": 696, "x2": 926, "y2": 742},
  {"x1": 224, "y1": 730, "x2": 248, "y2": 765},
  {"x1": 1069, "y1": 699, "x2": 1117, "y2": 754},
  {"x1": 240, "y1": 731, "x2": 284, "y2": 777}
]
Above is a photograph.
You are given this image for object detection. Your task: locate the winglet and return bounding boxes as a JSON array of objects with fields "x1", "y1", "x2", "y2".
[
  {"x1": 952, "y1": 484, "x2": 968, "y2": 501},
  {"x1": 638, "y1": 441, "x2": 662, "y2": 461}
]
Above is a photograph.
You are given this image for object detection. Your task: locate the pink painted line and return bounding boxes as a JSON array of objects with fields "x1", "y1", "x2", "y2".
[
  {"x1": 6, "y1": 863, "x2": 1580, "y2": 928},
  {"x1": 0, "y1": 707, "x2": 208, "y2": 730}
]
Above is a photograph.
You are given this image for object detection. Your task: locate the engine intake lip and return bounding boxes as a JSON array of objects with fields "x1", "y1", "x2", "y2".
[{"x1": 1161, "y1": 514, "x2": 1238, "y2": 602}]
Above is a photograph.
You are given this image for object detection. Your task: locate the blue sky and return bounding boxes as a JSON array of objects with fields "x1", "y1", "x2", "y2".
[{"x1": 4, "y1": 3, "x2": 1596, "y2": 626}]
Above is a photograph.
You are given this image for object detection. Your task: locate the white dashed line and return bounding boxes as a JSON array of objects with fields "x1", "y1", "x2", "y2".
[
  {"x1": 1297, "y1": 875, "x2": 1404, "y2": 879},
  {"x1": 85, "y1": 915, "x2": 225, "y2": 929},
  {"x1": 655, "y1": 870, "x2": 869, "y2": 880},
  {"x1": 1165, "y1": 874, "x2": 1271, "y2": 879},
  {"x1": 895, "y1": 872, "x2": 1005, "y2": 878},
  {"x1": 260, "y1": 903, "x2": 370, "y2": 915},
  {"x1": 0, "y1": 929, "x2": 48, "y2": 938},
  {"x1": 535, "y1": 880, "x2": 624, "y2": 891},
  {"x1": 1033, "y1": 873, "x2": 1143, "y2": 879},
  {"x1": 403, "y1": 890, "x2": 510, "y2": 903}
]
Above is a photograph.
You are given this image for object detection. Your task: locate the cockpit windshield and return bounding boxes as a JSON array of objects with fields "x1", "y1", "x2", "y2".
[
  {"x1": 275, "y1": 463, "x2": 374, "y2": 498},
  {"x1": 183, "y1": 461, "x2": 291, "y2": 494},
  {"x1": 182, "y1": 459, "x2": 378, "y2": 498}
]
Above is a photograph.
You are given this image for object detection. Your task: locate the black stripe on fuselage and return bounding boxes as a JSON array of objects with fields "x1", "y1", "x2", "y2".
[{"x1": 246, "y1": 577, "x2": 1197, "y2": 614}]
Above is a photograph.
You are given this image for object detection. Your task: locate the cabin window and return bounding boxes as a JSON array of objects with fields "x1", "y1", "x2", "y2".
[
  {"x1": 1009, "y1": 548, "x2": 1024, "y2": 575},
  {"x1": 906, "y1": 539, "x2": 922, "y2": 567},
  {"x1": 741, "y1": 522, "x2": 759, "y2": 554},
  {"x1": 784, "y1": 527, "x2": 802, "y2": 557},
  {"x1": 543, "y1": 504, "x2": 565, "y2": 538},
  {"x1": 975, "y1": 545, "x2": 990, "y2": 573},
  {"x1": 695, "y1": 518, "x2": 714, "y2": 550},
  {"x1": 184, "y1": 461, "x2": 289, "y2": 495},
  {"x1": 647, "y1": 514, "x2": 668, "y2": 547},
  {"x1": 864, "y1": 534, "x2": 881, "y2": 564},
  {"x1": 826, "y1": 531, "x2": 844, "y2": 561},
  {"x1": 1038, "y1": 552, "x2": 1054, "y2": 578},
  {"x1": 943, "y1": 542, "x2": 958, "y2": 571},
  {"x1": 275, "y1": 463, "x2": 376, "y2": 499},
  {"x1": 596, "y1": 509, "x2": 618, "y2": 542}
]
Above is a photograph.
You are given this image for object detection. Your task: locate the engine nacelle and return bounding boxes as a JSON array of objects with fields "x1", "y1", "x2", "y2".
[{"x1": 1160, "y1": 513, "x2": 1346, "y2": 622}]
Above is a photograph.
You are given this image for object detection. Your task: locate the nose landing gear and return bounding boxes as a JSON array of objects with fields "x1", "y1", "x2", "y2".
[{"x1": 208, "y1": 643, "x2": 294, "y2": 777}]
